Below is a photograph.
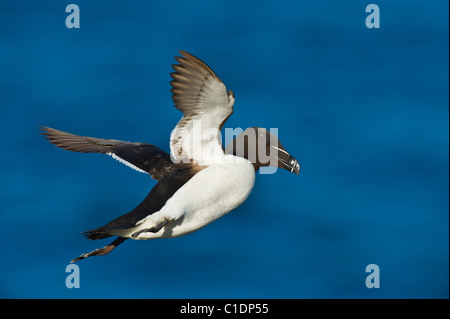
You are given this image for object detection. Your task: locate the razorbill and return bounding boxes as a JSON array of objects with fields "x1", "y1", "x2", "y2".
[{"x1": 40, "y1": 51, "x2": 300, "y2": 262}]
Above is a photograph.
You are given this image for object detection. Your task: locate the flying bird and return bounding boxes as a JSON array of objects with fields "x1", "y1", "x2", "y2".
[{"x1": 41, "y1": 51, "x2": 300, "y2": 262}]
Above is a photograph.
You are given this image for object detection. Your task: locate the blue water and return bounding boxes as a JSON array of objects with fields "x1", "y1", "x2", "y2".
[{"x1": 0, "y1": 0, "x2": 448, "y2": 298}]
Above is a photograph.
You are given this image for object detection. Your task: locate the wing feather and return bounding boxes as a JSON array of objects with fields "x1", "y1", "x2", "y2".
[
  {"x1": 169, "y1": 51, "x2": 235, "y2": 163},
  {"x1": 40, "y1": 126, "x2": 175, "y2": 181}
]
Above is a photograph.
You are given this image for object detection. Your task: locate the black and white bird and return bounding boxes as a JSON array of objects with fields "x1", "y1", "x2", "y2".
[{"x1": 41, "y1": 51, "x2": 300, "y2": 262}]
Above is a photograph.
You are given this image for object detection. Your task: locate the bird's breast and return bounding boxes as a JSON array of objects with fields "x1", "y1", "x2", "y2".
[{"x1": 161, "y1": 155, "x2": 256, "y2": 237}]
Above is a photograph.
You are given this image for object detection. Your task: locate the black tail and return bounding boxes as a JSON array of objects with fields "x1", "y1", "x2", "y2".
[{"x1": 82, "y1": 228, "x2": 113, "y2": 240}]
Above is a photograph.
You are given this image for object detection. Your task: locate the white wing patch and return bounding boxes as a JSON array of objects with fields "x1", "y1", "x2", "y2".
[
  {"x1": 107, "y1": 152, "x2": 146, "y2": 174},
  {"x1": 169, "y1": 52, "x2": 235, "y2": 164}
]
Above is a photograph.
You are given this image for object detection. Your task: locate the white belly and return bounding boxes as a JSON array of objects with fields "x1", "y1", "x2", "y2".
[{"x1": 128, "y1": 155, "x2": 255, "y2": 239}]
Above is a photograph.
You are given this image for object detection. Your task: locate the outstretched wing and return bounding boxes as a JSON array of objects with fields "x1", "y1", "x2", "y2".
[
  {"x1": 40, "y1": 126, "x2": 175, "y2": 181},
  {"x1": 170, "y1": 51, "x2": 235, "y2": 164}
]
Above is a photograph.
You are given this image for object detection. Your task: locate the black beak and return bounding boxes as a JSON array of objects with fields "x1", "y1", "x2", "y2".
[
  {"x1": 282, "y1": 155, "x2": 300, "y2": 175},
  {"x1": 273, "y1": 145, "x2": 300, "y2": 175}
]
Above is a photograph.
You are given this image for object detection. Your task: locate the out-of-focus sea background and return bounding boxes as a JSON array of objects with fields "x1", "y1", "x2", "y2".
[{"x1": 0, "y1": 0, "x2": 448, "y2": 298}]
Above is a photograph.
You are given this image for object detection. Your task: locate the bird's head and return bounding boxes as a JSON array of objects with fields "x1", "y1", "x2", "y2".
[{"x1": 225, "y1": 127, "x2": 300, "y2": 174}]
